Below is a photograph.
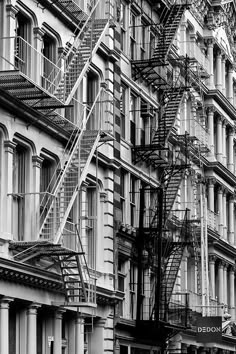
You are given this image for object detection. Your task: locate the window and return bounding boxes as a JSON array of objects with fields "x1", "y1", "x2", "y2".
[
  {"x1": 80, "y1": 184, "x2": 97, "y2": 269},
  {"x1": 118, "y1": 257, "x2": 126, "y2": 317},
  {"x1": 141, "y1": 20, "x2": 147, "y2": 60},
  {"x1": 120, "y1": 170, "x2": 125, "y2": 223},
  {"x1": 42, "y1": 33, "x2": 57, "y2": 89},
  {"x1": 129, "y1": 262, "x2": 137, "y2": 319},
  {"x1": 86, "y1": 72, "x2": 99, "y2": 129},
  {"x1": 120, "y1": 2, "x2": 127, "y2": 53},
  {"x1": 12, "y1": 145, "x2": 27, "y2": 240},
  {"x1": 130, "y1": 175, "x2": 136, "y2": 227},
  {"x1": 140, "y1": 101, "x2": 156, "y2": 145},
  {"x1": 130, "y1": 94, "x2": 136, "y2": 145},
  {"x1": 120, "y1": 84, "x2": 127, "y2": 139},
  {"x1": 40, "y1": 156, "x2": 56, "y2": 227},
  {"x1": 15, "y1": 12, "x2": 31, "y2": 75},
  {"x1": 149, "y1": 30, "x2": 156, "y2": 58},
  {"x1": 130, "y1": 11, "x2": 137, "y2": 59}
]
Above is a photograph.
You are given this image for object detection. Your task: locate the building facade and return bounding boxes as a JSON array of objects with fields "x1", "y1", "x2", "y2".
[{"x1": 1, "y1": 0, "x2": 236, "y2": 353}]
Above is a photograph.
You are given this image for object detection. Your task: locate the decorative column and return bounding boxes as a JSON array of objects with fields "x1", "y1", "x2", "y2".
[
  {"x1": 182, "y1": 254, "x2": 188, "y2": 291},
  {"x1": 3, "y1": 5, "x2": 18, "y2": 70},
  {"x1": 223, "y1": 262, "x2": 228, "y2": 305},
  {"x1": 216, "y1": 116, "x2": 223, "y2": 163},
  {"x1": 90, "y1": 318, "x2": 106, "y2": 354},
  {"x1": 32, "y1": 156, "x2": 43, "y2": 241},
  {"x1": 207, "y1": 39, "x2": 214, "y2": 88},
  {"x1": 228, "y1": 128, "x2": 234, "y2": 173},
  {"x1": 227, "y1": 64, "x2": 234, "y2": 104},
  {"x1": 3, "y1": 141, "x2": 17, "y2": 239},
  {"x1": 222, "y1": 55, "x2": 226, "y2": 95},
  {"x1": 218, "y1": 261, "x2": 224, "y2": 304},
  {"x1": 222, "y1": 120, "x2": 226, "y2": 165},
  {"x1": 0, "y1": 297, "x2": 13, "y2": 354},
  {"x1": 229, "y1": 266, "x2": 235, "y2": 316},
  {"x1": 207, "y1": 107, "x2": 215, "y2": 156},
  {"x1": 190, "y1": 32, "x2": 197, "y2": 58},
  {"x1": 54, "y1": 309, "x2": 65, "y2": 354},
  {"x1": 223, "y1": 189, "x2": 227, "y2": 240},
  {"x1": 208, "y1": 178, "x2": 215, "y2": 211},
  {"x1": 215, "y1": 50, "x2": 222, "y2": 91},
  {"x1": 180, "y1": 22, "x2": 187, "y2": 55},
  {"x1": 75, "y1": 316, "x2": 84, "y2": 354},
  {"x1": 209, "y1": 255, "x2": 216, "y2": 299},
  {"x1": 33, "y1": 28, "x2": 45, "y2": 84},
  {"x1": 217, "y1": 186, "x2": 223, "y2": 237},
  {"x1": 27, "y1": 304, "x2": 40, "y2": 354},
  {"x1": 228, "y1": 195, "x2": 235, "y2": 245}
]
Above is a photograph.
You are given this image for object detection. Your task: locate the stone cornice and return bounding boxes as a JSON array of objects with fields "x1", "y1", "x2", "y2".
[
  {"x1": 205, "y1": 161, "x2": 236, "y2": 188},
  {"x1": 0, "y1": 257, "x2": 63, "y2": 292},
  {"x1": 206, "y1": 89, "x2": 236, "y2": 121}
]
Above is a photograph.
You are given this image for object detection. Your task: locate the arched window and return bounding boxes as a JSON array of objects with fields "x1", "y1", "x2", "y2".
[{"x1": 15, "y1": 12, "x2": 32, "y2": 75}]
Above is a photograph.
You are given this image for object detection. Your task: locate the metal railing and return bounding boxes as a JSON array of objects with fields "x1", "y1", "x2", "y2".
[{"x1": 0, "y1": 36, "x2": 64, "y2": 95}]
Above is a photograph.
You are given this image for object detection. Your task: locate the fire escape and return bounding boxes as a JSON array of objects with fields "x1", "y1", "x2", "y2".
[
  {"x1": 0, "y1": 0, "x2": 112, "y2": 307},
  {"x1": 131, "y1": 1, "x2": 198, "y2": 343}
]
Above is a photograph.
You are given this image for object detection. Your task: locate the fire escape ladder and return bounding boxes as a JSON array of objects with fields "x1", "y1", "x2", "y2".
[
  {"x1": 39, "y1": 130, "x2": 100, "y2": 243},
  {"x1": 152, "y1": 88, "x2": 185, "y2": 148},
  {"x1": 153, "y1": 4, "x2": 186, "y2": 62},
  {"x1": 38, "y1": 90, "x2": 103, "y2": 244},
  {"x1": 164, "y1": 168, "x2": 185, "y2": 222},
  {"x1": 53, "y1": 18, "x2": 109, "y2": 104},
  {"x1": 159, "y1": 210, "x2": 190, "y2": 321}
]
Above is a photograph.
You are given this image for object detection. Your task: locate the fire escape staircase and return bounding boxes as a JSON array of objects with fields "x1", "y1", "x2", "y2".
[
  {"x1": 159, "y1": 210, "x2": 190, "y2": 322},
  {"x1": 131, "y1": 4, "x2": 186, "y2": 86},
  {"x1": 54, "y1": 17, "x2": 110, "y2": 104},
  {"x1": 9, "y1": 88, "x2": 104, "y2": 307},
  {"x1": 0, "y1": 0, "x2": 109, "y2": 133},
  {"x1": 5, "y1": 2, "x2": 111, "y2": 308},
  {"x1": 133, "y1": 87, "x2": 185, "y2": 167}
]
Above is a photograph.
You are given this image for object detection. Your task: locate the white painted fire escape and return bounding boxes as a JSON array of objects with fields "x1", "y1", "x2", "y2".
[{"x1": 9, "y1": 0, "x2": 112, "y2": 306}]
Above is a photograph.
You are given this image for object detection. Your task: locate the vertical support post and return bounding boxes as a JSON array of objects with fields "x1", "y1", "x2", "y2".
[
  {"x1": 155, "y1": 187, "x2": 163, "y2": 323},
  {"x1": 136, "y1": 186, "x2": 145, "y2": 322}
]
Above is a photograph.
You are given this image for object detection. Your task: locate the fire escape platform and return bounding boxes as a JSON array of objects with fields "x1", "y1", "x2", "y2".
[
  {"x1": 131, "y1": 61, "x2": 167, "y2": 87},
  {"x1": 9, "y1": 241, "x2": 83, "y2": 261},
  {"x1": 0, "y1": 71, "x2": 69, "y2": 110},
  {"x1": 37, "y1": 0, "x2": 88, "y2": 29}
]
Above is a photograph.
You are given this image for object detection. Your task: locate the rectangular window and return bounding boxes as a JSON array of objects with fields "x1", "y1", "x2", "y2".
[
  {"x1": 129, "y1": 262, "x2": 137, "y2": 319},
  {"x1": 120, "y1": 170, "x2": 125, "y2": 223},
  {"x1": 86, "y1": 72, "x2": 98, "y2": 129},
  {"x1": 118, "y1": 257, "x2": 126, "y2": 317},
  {"x1": 12, "y1": 145, "x2": 26, "y2": 241},
  {"x1": 120, "y1": 84, "x2": 127, "y2": 139},
  {"x1": 86, "y1": 186, "x2": 97, "y2": 269},
  {"x1": 130, "y1": 175, "x2": 136, "y2": 227},
  {"x1": 141, "y1": 20, "x2": 147, "y2": 60},
  {"x1": 130, "y1": 11, "x2": 136, "y2": 60},
  {"x1": 150, "y1": 30, "x2": 156, "y2": 58},
  {"x1": 120, "y1": 2, "x2": 127, "y2": 52},
  {"x1": 130, "y1": 94, "x2": 136, "y2": 145}
]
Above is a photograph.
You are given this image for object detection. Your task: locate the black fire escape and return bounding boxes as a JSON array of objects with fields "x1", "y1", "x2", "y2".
[{"x1": 131, "y1": 2, "x2": 195, "y2": 346}]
